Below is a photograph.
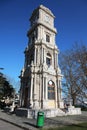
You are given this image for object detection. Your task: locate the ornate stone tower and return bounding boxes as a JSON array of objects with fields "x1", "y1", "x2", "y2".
[{"x1": 20, "y1": 5, "x2": 63, "y2": 110}]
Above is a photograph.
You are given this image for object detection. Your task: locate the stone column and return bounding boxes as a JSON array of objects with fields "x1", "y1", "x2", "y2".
[
  {"x1": 34, "y1": 74, "x2": 36, "y2": 100},
  {"x1": 39, "y1": 74, "x2": 42, "y2": 108},
  {"x1": 41, "y1": 26, "x2": 42, "y2": 40},
  {"x1": 45, "y1": 77, "x2": 48, "y2": 100},
  {"x1": 38, "y1": 26, "x2": 40, "y2": 40},
  {"x1": 54, "y1": 52, "x2": 58, "y2": 68},
  {"x1": 54, "y1": 51, "x2": 55, "y2": 68},
  {"x1": 56, "y1": 78, "x2": 60, "y2": 108},
  {"x1": 33, "y1": 74, "x2": 36, "y2": 108},
  {"x1": 55, "y1": 52, "x2": 57, "y2": 68},
  {"x1": 30, "y1": 75, "x2": 33, "y2": 108},
  {"x1": 44, "y1": 49, "x2": 46, "y2": 64},
  {"x1": 33, "y1": 73, "x2": 39, "y2": 108},
  {"x1": 36, "y1": 48, "x2": 38, "y2": 65},
  {"x1": 41, "y1": 46, "x2": 43, "y2": 64},
  {"x1": 34, "y1": 47, "x2": 36, "y2": 65},
  {"x1": 39, "y1": 26, "x2": 41, "y2": 40},
  {"x1": 43, "y1": 48, "x2": 45, "y2": 63},
  {"x1": 39, "y1": 73, "x2": 41, "y2": 108},
  {"x1": 41, "y1": 75, "x2": 44, "y2": 109},
  {"x1": 55, "y1": 82, "x2": 58, "y2": 108},
  {"x1": 42, "y1": 76, "x2": 44, "y2": 101}
]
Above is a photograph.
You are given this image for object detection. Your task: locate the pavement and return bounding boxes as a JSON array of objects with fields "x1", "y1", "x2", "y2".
[{"x1": 0, "y1": 109, "x2": 87, "y2": 130}]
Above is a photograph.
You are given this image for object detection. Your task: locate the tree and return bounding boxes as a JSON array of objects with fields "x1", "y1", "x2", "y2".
[
  {"x1": 59, "y1": 43, "x2": 87, "y2": 105},
  {"x1": 0, "y1": 72, "x2": 15, "y2": 99}
]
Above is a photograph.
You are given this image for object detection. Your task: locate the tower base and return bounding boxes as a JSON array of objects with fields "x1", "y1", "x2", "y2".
[{"x1": 15, "y1": 107, "x2": 81, "y2": 119}]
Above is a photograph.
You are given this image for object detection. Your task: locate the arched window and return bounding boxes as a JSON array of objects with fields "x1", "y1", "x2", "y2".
[
  {"x1": 48, "y1": 80, "x2": 55, "y2": 100},
  {"x1": 46, "y1": 34, "x2": 50, "y2": 42},
  {"x1": 46, "y1": 53, "x2": 51, "y2": 67}
]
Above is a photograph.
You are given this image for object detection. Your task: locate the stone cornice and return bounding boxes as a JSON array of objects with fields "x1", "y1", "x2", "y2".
[
  {"x1": 34, "y1": 40, "x2": 59, "y2": 52},
  {"x1": 27, "y1": 20, "x2": 57, "y2": 36}
]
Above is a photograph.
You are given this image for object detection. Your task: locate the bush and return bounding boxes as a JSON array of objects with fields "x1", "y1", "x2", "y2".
[
  {"x1": 0, "y1": 101, "x2": 6, "y2": 109},
  {"x1": 75, "y1": 104, "x2": 87, "y2": 111}
]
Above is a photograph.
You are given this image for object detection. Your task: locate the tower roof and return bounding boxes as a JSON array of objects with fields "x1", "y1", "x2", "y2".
[
  {"x1": 39, "y1": 5, "x2": 55, "y2": 17},
  {"x1": 30, "y1": 5, "x2": 55, "y2": 20}
]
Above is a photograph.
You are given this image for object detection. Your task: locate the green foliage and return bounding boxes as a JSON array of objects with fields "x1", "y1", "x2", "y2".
[
  {"x1": 0, "y1": 72, "x2": 15, "y2": 99},
  {"x1": 75, "y1": 105, "x2": 87, "y2": 111}
]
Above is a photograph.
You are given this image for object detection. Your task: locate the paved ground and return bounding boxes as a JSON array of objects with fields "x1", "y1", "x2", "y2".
[
  {"x1": 0, "y1": 120, "x2": 24, "y2": 130},
  {"x1": 0, "y1": 109, "x2": 87, "y2": 130}
]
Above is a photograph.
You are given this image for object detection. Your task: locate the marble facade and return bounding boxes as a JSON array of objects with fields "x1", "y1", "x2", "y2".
[
  {"x1": 18, "y1": 5, "x2": 81, "y2": 118},
  {"x1": 19, "y1": 5, "x2": 63, "y2": 110}
]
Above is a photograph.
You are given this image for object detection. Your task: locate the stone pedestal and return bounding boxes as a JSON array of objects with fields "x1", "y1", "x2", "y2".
[
  {"x1": 66, "y1": 106, "x2": 81, "y2": 115},
  {"x1": 15, "y1": 107, "x2": 81, "y2": 119},
  {"x1": 15, "y1": 108, "x2": 65, "y2": 119}
]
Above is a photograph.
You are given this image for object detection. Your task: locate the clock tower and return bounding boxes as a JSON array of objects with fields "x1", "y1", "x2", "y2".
[{"x1": 20, "y1": 5, "x2": 63, "y2": 110}]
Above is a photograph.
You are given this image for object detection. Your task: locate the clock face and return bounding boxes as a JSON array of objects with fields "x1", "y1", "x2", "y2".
[
  {"x1": 49, "y1": 80, "x2": 52, "y2": 85},
  {"x1": 45, "y1": 15, "x2": 49, "y2": 22}
]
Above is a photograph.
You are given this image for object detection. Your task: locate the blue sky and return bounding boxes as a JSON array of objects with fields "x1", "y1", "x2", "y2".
[{"x1": 0, "y1": 0, "x2": 87, "y2": 91}]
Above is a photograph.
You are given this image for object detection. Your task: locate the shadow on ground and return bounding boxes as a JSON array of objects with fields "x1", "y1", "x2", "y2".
[{"x1": 23, "y1": 121, "x2": 36, "y2": 128}]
